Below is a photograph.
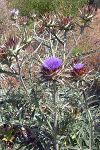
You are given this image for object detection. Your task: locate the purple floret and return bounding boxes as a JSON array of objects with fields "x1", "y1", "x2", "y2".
[
  {"x1": 10, "y1": 8, "x2": 19, "y2": 15},
  {"x1": 73, "y1": 63, "x2": 84, "y2": 70},
  {"x1": 42, "y1": 56, "x2": 62, "y2": 71}
]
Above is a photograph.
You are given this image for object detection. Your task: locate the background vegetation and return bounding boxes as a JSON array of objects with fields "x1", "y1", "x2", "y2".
[{"x1": 9, "y1": 0, "x2": 89, "y2": 16}]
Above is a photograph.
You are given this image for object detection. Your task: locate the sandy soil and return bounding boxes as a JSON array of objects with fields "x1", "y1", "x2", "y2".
[{"x1": 85, "y1": 8, "x2": 100, "y2": 50}]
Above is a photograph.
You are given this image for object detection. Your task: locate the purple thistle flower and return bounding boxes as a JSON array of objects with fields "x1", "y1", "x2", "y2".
[
  {"x1": 72, "y1": 62, "x2": 87, "y2": 77},
  {"x1": 10, "y1": 8, "x2": 19, "y2": 16},
  {"x1": 10, "y1": 8, "x2": 19, "y2": 20},
  {"x1": 73, "y1": 63, "x2": 84, "y2": 70},
  {"x1": 42, "y1": 56, "x2": 62, "y2": 71},
  {"x1": 40, "y1": 56, "x2": 62, "y2": 81}
]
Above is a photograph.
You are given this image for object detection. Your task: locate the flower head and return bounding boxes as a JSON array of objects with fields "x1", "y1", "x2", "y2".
[
  {"x1": 18, "y1": 16, "x2": 29, "y2": 25},
  {"x1": 5, "y1": 35, "x2": 19, "y2": 50},
  {"x1": 62, "y1": 16, "x2": 72, "y2": 25},
  {"x1": 10, "y1": 8, "x2": 19, "y2": 16},
  {"x1": 10, "y1": 8, "x2": 19, "y2": 20},
  {"x1": 73, "y1": 63, "x2": 84, "y2": 70},
  {"x1": 60, "y1": 16, "x2": 74, "y2": 31},
  {"x1": 0, "y1": 47, "x2": 7, "y2": 61},
  {"x1": 72, "y1": 62, "x2": 86, "y2": 77},
  {"x1": 43, "y1": 57, "x2": 62, "y2": 70},
  {"x1": 80, "y1": 4, "x2": 97, "y2": 23},
  {"x1": 40, "y1": 56, "x2": 62, "y2": 81}
]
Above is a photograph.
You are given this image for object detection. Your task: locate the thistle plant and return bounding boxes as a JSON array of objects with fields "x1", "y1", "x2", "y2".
[{"x1": 0, "y1": 1, "x2": 100, "y2": 150}]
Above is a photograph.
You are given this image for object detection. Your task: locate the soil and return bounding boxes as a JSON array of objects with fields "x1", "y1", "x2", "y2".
[{"x1": 77, "y1": 9, "x2": 100, "y2": 71}]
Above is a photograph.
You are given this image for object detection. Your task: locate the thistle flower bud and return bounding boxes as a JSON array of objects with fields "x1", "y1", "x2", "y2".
[
  {"x1": 0, "y1": 47, "x2": 7, "y2": 61},
  {"x1": 72, "y1": 62, "x2": 87, "y2": 77},
  {"x1": 5, "y1": 35, "x2": 19, "y2": 50},
  {"x1": 10, "y1": 8, "x2": 19, "y2": 20},
  {"x1": 59, "y1": 16, "x2": 74, "y2": 31}
]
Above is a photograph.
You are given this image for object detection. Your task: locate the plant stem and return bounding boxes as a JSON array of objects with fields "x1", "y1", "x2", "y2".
[
  {"x1": 82, "y1": 90, "x2": 93, "y2": 150},
  {"x1": 52, "y1": 81, "x2": 59, "y2": 150},
  {"x1": 88, "y1": 109, "x2": 93, "y2": 150}
]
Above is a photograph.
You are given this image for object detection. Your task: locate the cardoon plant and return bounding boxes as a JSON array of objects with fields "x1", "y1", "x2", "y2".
[{"x1": 0, "y1": 1, "x2": 99, "y2": 150}]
